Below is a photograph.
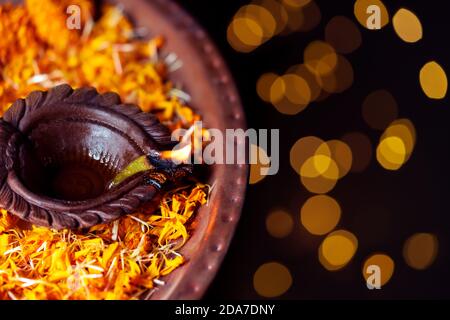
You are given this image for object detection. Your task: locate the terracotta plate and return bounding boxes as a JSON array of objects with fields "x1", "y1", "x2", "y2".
[{"x1": 1, "y1": 0, "x2": 248, "y2": 299}]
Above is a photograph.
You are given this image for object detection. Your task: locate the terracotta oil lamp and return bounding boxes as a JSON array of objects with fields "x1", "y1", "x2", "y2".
[{"x1": 0, "y1": 84, "x2": 193, "y2": 229}]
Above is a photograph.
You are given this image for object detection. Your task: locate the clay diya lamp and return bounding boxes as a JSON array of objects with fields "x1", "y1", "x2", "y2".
[{"x1": 0, "y1": 84, "x2": 191, "y2": 229}]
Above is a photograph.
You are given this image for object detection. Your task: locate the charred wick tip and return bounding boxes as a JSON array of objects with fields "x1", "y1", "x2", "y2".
[{"x1": 146, "y1": 153, "x2": 194, "y2": 181}]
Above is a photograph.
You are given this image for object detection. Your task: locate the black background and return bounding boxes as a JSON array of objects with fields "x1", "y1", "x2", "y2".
[{"x1": 174, "y1": 0, "x2": 450, "y2": 299}]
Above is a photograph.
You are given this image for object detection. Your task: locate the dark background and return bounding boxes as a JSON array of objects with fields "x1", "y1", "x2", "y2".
[{"x1": 174, "y1": 0, "x2": 450, "y2": 299}]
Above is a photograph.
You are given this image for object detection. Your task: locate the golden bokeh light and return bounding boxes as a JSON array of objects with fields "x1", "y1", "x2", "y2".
[
  {"x1": 283, "y1": 5, "x2": 305, "y2": 32},
  {"x1": 341, "y1": 132, "x2": 373, "y2": 173},
  {"x1": 239, "y1": 4, "x2": 277, "y2": 40},
  {"x1": 376, "y1": 136, "x2": 406, "y2": 170},
  {"x1": 282, "y1": 0, "x2": 321, "y2": 33},
  {"x1": 383, "y1": 119, "x2": 416, "y2": 159},
  {"x1": 227, "y1": 16, "x2": 263, "y2": 53},
  {"x1": 403, "y1": 233, "x2": 439, "y2": 270},
  {"x1": 317, "y1": 55, "x2": 354, "y2": 94},
  {"x1": 393, "y1": 8, "x2": 423, "y2": 43},
  {"x1": 236, "y1": 19, "x2": 263, "y2": 46},
  {"x1": 319, "y1": 230, "x2": 358, "y2": 271},
  {"x1": 269, "y1": 74, "x2": 312, "y2": 115},
  {"x1": 301, "y1": 171, "x2": 338, "y2": 194},
  {"x1": 325, "y1": 16, "x2": 362, "y2": 54},
  {"x1": 300, "y1": 153, "x2": 339, "y2": 194},
  {"x1": 362, "y1": 89, "x2": 399, "y2": 130},
  {"x1": 282, "y1": 74, "x2": 312, "y2": 105},
  {"x1": 227, "y1": 4, "x2": 281, "y2": 53},
  {"x1": 281, "y1": 0, "x2": 311, "y2": 9},
  {"x1": 300, "y1": 155, "x2": 328, "y2": 179},
  {"x1": 363, "y1": 253, "x2": 395, "y2": 286},
  {"x1": 302, "y1": 139, "x2": 352, "y2": 179},
  {"x1": 290, "y1": 136, "x2": 324, "y2": 174},
  {"x1": 272, "y1": 94, "x2": 304, "y2": 115},
  {"x1": 312, "y1": 142, "x2": 331, "y2": 164},
  {"x1": 354, "y1": 0, "x2": 389, "y2": 30},
  {"x1": 376, "y1": 119, "x2": 416, "y2": 170},
  {"x1": 304, "y1": 41, "x2": 338, "y2": 77},
  {"x1": 321, "y1": 140, "x2": 353, "y2": 178},
  {"x1": 287, "y1": 64, "x2": 322, "y2": 101},
  {"x1": 249, "y1": 144, "x2": 271, "y2": 184},
  {"x1": 255, "y1": 0, "x2": 289, "y2": 35},
  {"x1": 301, "y1": 154, "x2": 339, "y2": 180},
  {"x1": 297, "y1": 1, "x2": 321, "y2": 32},
  {"x1": 270, "y1": 75, "x2": 286, "y2": 103},
  {"x1": 257, "y1": 72, "x2": 278, "y2": 102},
  {"x1": 253, "y1": 262, "x2": 293, "y2": 297},
  {"x1": 420, "y1": 61, "x2": 448, "y2": 99},
  {"x1": 266, "y1": 209, "x2": 294, "y2": 238},
  {"x1": 291, "y1": 137, "x2": 351, "y2": 193},
  {"x1": 231, "y1": 17, "x2": 263, "y2": 46},
  {"x1": 301, "y1": 195, "x2": 341, "y2": 235}
]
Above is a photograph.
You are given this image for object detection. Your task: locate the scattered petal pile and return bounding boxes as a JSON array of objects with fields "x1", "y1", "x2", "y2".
[{"x1": 0, "y1": 186, "x2": 208, "y2": 299}]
